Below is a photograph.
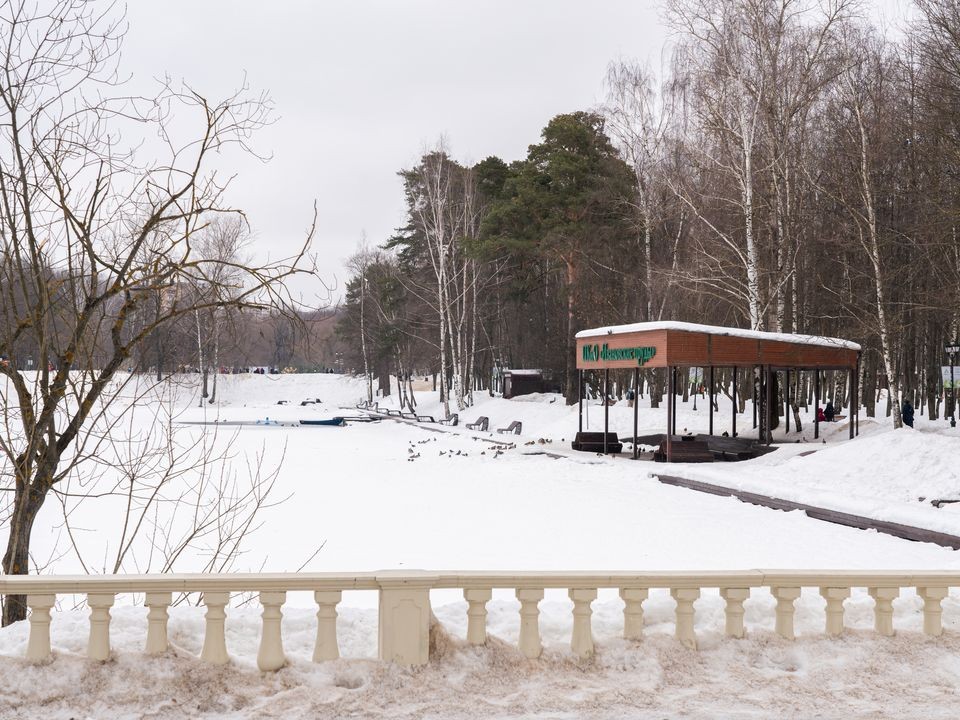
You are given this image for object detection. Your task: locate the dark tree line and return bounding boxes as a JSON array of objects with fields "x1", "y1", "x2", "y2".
[{"x1": 339, "y1": 0, "x2": 960, "y2": 425}]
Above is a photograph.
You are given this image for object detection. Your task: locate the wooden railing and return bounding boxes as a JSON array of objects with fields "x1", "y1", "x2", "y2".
[{"x1": 2, "y1": 570, "x2": 956, "y2": 669}]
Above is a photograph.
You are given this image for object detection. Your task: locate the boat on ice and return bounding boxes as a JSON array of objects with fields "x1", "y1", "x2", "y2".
[{"x1": 299, "y1": 417, "x2": 346, "y2": 427}]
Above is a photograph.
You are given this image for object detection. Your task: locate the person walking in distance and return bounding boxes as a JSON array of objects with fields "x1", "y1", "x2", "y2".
[{"x1": 901, "y1": 398, "x2": 915, "y2": 428}]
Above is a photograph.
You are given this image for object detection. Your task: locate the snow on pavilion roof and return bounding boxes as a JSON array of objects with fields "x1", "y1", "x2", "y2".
[{"x1": 575, "y1": 321, "x2": 861, "y2": 352}]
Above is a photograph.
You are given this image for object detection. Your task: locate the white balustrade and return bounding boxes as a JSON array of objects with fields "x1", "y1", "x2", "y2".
[
  {"x1": 868, "y1": 586, "x2": 899, "y2": 636},
  {"x1": 772, "y1": 586, "x2": 801, "y2": 640},
  {"x1": 201, "y1": 591, "x2": 230, "y2": 664},
  {"x1": 87, "y1": 593, "x2": 115, "y2": 661},
  {"x1": 378, "y1": 574, "x2": 433, "y2": 666},
  {"x1": 569, "y1": 588, "x2": 597, "y2": 658},
  {"x1": 917, "y1": 586, "x2": 948, "y2": 636},
  {"x1": 671, "y1": 588, "x2": 699, "y2": 649},
  {"x1": 619, "y1": 587, "x2": 647, "y2": 640},
  {"x1": 0, "y1": 571, "x2": 955, "y2": 672},
  {"x1": 313, "y1": 590, "x2": 341, "y2": 661},
  {"x1": 145, "y1": 592, "x2": 172, "y2": 654},
  {"x1": 720, "y1": 587, "x2": 749, "y2": 639},
  {"x1": 464, "y1": 588, "x2": 492, "y2": 645},
  {"x1": 516, "y1": 588, "x2": 543, "y2": 659},
  {"x1": 26, "y1": 594, "x2": 56, "y2": 663},
  {"x1": 257, "y1": 591, "x2": 286, "y2": 672},
  {"x1": 820, "y1": 587, "x2": 850, "y2": 636}
]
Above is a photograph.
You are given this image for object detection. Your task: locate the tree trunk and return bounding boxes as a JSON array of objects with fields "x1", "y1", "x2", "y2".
[
  {"x1": 564, "y1": 256, "x2": 578, "y2": 404},
  {"x1": 2, "y1": 481, "x2": 47, "y2": 625}
]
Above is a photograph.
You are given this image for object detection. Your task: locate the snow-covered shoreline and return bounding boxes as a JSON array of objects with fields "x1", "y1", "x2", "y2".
[{"x1": 3, "y1": 373, "x2": 960, "y2": 718}]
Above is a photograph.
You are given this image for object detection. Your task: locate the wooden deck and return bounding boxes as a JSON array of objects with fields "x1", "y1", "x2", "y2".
[{"x1": 628, "y1": 434, "x2": 778, "y2": 462}]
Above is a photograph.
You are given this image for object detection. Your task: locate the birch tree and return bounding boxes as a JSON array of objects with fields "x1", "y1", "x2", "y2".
[
  {"x1": 830, "y1": 32, "x2": 904, "y2": 427},
  {"x1": 667, "y1": 0, "x2": 767, "y2": 328}
]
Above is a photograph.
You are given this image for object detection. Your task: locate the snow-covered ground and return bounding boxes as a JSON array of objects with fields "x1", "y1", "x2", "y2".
[{"x1": 2, "y1": 372, "x2": 960, "y2": 718}]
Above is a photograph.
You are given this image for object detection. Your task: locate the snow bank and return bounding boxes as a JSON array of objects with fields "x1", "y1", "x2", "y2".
[{"x1": 666, "y1": 424, "x2": 960, "y2": 536}]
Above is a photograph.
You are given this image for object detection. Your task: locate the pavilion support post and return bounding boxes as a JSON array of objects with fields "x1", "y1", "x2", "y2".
[
  {"x1": 672, "y1": 368, "x2": 678, "y2": 435},
  {"x1": 756, "y1": 368, "x2": 762, "y2": 439},
  {"x1": 847, "y1": 368, "x2": 857, "y2": 440},
  {"x1": 603, "y1": 368, "x2": 609, "y2": 454},
  {"x1": 814, "y1": 370, "x2": 821, "y2": 440},
  {"x1": 633, "y1": 367, "x2": 639, "y2": 459},
  {"x1": 732, "y1": 367, "x2": 737, "y2": 437},
  {"x1": 708, "y1": 366, "x2": 714, "y2": 435},
  {"x1": 765, "y1": 365, "x2": 774, "y2": 445},
  {"x1": 856, "y1": 354, "x2": 861, "y2": 436},
  {"x1": 785, "y1": 369, "x2": 790, "y2": 433},
  {"x1": 666, "y1": 367, "x2": 674, "y2": 462},
  {"x1": 578, "y1": 370, "x2": 583, "y2": 434}
]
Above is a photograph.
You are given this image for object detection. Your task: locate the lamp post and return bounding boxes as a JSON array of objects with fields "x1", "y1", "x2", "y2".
[{"x1": 947, "y1": 342, "x2": 959, "y2": 428}]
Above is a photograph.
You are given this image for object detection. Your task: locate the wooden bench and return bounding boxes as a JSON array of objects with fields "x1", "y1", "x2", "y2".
[
  {"x1": 497, "y1": 421, "x2": 523, "y2": 435},
  {"x1": 466, "y1": 416, "x2": 489, "y2": 431},
  {"x1": 417, "y1": 414, "x2": 437, "y2": 423},
  {"x1": 437, "y1": 414, "x2": 457, "y2": 426},
  {"x1": 571, "y1": 431, "x2": 623, "y2": 454}
]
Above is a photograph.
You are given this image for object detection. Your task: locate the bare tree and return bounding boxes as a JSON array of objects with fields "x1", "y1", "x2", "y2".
[
  {"x1": 195, "y1": 217, "x2": 252, "y2": 403},
  {"x1": 830, "y1": 30, "x2": 904, "y2": 427},
  {"x1": 0, "y1": 1, "x2": 318, "y2": 624},
  {"x1": 604, "y1": 60, "x2": 673, "y2": 321},
  {"x1": 346, "y1": 245, "x2": 377, "y2": 404}
]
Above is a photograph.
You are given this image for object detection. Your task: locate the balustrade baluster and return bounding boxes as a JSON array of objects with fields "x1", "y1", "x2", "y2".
[
  {"x1": 619, "y1": 588, "x2": 647, "y2": 640},
  {"x1": 258, "y1": 591, "x2": 287, "y2": 671},
  {"x1": 26, "y1": 594, "x2": 56, "y2": 663},
  {"x1": 145, "y1": 592, "x2": 172, "y2": 654},
  {"x1": 516, "y1": 588, "x2": 543, "y2": 659},
  {"x1": 569, "y1": 588, "x2": 597, "y2": 658},
  {"x1": 200, "y1": 591, "x2": 230, "y2": 664},
  {"x1": 720, "y1": 588, "x2": 749, "y2": 639},
  {"x1": 820, "y1": 587, "x2": 850, "y2": 636},
  {"x1": 868, "y1": 587, "x2": 899, "y2": 637},
  {"x1": 313, "y1": 590, "x2": 341, "y2": 662},
  {"x1": 671, "y1": 588, "x2": 699, "y2": 649},
  {"x1": 464, "y1": 588, "x2": 492, "y2": 645},
  {"x1": 917, "y1": 586, "x2": 948, "y2": 637},
  {"x1": 87, "y1": 593, "x2": 115, "y2": 662},
  {"x1": 771, "y1": 586, "x2": 801, "y2": 640}
]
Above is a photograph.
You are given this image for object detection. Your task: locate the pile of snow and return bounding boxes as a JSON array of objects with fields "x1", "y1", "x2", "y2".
[{"x1": 669, "y1": 423, "x2": 960, "y2": 536}]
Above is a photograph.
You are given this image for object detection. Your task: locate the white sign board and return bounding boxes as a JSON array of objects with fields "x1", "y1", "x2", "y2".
[{"x1": 942, "y1": 366, "x2": 960, "y2": 390}]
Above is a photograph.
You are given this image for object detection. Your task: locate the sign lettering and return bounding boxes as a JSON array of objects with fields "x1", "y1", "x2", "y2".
[{"x1": 581, "y1": 343, "x2": 656, "y2": 366}]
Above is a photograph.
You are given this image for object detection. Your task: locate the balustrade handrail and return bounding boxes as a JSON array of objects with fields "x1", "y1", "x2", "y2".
[
  {"x1": 2, "y1": 569, "x2": 960, "y2": 594},
  {"x1": 4, "y1": 569, "x2": 958, "y2": 671}
]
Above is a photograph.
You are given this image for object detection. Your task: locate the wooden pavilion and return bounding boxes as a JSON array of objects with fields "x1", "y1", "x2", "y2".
[{"x1": 574, "y1": 321, "x2": 862, "y2": 462}]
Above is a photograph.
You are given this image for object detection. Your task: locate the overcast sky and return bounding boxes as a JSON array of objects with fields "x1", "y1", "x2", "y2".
[{"x1": 121, "y1": 0, "x2": 911, "y2": 299}]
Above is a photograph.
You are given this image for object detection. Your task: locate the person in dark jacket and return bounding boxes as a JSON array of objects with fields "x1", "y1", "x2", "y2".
[
  {"x1": 902, "y1": 399, "x2": 915, "y2": 428},
  {"x1": 824, "y1": 401, "x2": 836, "y2": 422}
]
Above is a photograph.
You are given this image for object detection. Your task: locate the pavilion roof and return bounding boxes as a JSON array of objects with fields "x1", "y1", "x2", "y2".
[{"x1": 575, "y1": 321, "x2": 860, "y2": 352}]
